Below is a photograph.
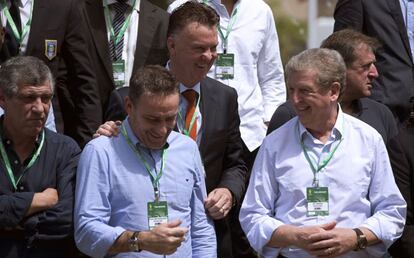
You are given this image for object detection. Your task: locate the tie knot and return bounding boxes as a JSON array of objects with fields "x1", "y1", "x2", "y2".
[
  {"x1": 113, "y1": 0, "x2": 129, "y2": 12},
  {"x1": 182, "y1": 89, "x2": 198, "y2": 104}
]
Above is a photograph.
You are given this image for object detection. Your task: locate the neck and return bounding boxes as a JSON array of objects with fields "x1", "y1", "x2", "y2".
[
  {"x1": 340, "y1": 99, "x2": 354, "y2": 115},
  {"x1": 307, "y1": 107, "x2": 338, "y2": 144},
  {"x1": 170, "y1": 62, "x2": 198, "y2": 88},
  {"x1": 221, "y1": 0, "x2": 236, "y2": 15},
  {"x1": 3, "y1": 122, "x2": 37, "y2": 162}
]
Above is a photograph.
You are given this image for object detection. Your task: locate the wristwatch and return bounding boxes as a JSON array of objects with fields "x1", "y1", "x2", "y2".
[
  {"x1": 128, "y1": 231, "x2": 142, "y2": 252},
  {"x1": 353, "y1": 228, "x2": 367, "y2": 251}
]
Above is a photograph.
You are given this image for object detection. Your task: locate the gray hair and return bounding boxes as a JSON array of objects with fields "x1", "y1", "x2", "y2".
[
  {"x1": 129, "y1": 65, "x2": 179, "y2": 104},
  {"x1": 285, "y1": 48, "x2": 347, "y2": 98},
  {"x1": 0, "y1": 56, "x2": 54, "y2": 98}
]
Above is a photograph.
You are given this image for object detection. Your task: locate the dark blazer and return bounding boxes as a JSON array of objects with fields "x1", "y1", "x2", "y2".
[
  {"x1": 334, "y1": 0, "x2": 414, "y2": 123},
  {"x1": 387, "y1": 127, "x2": 414, "y2": 257},
  {"x1": 0, "y1": 0, "x2": 102, "y2": 147},
  {"x1": 82, "y1": 0, "x2": 169, "y2": 117},
  {"x1": 104, "y1": 77, "x2": 248, "y2": 258}
]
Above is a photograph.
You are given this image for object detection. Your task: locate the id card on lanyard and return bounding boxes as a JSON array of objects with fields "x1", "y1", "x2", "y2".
[
  {"x1": 121, "y1": 124, "x2": 169, "y2": 229},
  {"x1": 298, "y1": 122, "x2": 343, "y2": 217},
  {"x1": 215, "y1": 6, "x2": 238, "y2": 80}
]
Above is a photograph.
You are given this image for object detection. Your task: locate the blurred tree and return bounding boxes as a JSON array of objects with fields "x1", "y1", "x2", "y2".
[{"x1": 268, "y1": 0, "x2": 307, "y2": 65}]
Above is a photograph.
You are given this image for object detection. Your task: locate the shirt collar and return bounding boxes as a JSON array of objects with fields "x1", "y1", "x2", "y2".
[
  {"x1": 179, "y1": 82, "x2": 201, "y2": 96},
  {"x1": 298, "y1": 104, "x2": 344, "y2": 142},
  {"x1": 123, "y1": 117, "x2": 170, "y2": 151}
]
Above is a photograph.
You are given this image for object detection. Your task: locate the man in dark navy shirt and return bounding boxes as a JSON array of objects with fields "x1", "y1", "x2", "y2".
[{"x1": 0, "y1": 56, "x2": 81, "y2": 258}]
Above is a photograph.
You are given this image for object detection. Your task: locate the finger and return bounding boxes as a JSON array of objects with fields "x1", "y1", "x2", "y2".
[
  {"x1": 316, "y1": 246, "x2": 338, "y2": 258},
  {"x1": 166, "y1": 219, "x2": 182, "y2": 228},
  {"x1": 320, "y1": 221, "x2": 336, "y2": 231},
  {"x1": 115, "y1": 120, "x2": 122, "y2": 126},
  {"x1": 309, "y1": 231, "x2": 334, "y2": 243},
  {"x1": 204, "y1": 190, "x2": 218, "y2": 209},
  {"x1": 308, "y1": 239, "x2": 335, "y2": 251}
]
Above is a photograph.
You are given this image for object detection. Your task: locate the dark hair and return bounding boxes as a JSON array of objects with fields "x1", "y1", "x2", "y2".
[
  {"x1": 168, "y1": 1, "x2": 219, "y2": 37},
  {"x1": 321, "y1": 29, "x2": 380, "y2": 67},
  {"x1": 128, "y1": 65, "x2": 179, "y2": 103},
  {"x1": 0, "y1": 56, "x2": 54, "y2": 98}
]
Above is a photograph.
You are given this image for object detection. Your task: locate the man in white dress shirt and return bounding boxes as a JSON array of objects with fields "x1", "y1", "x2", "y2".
[{"x1": 240, "y1": 48, "x2": 406, "y2": 258}]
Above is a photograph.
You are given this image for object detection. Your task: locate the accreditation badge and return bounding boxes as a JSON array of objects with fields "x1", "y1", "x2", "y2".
[
  {"x1": 215, "y1": 53, "x2": 234, "y2": 79},
  {"x1": 147, "y1": 201, "x2": 168, "y2": 230},
  {"x1": 112, "y1": 60, "x2": 126, "y2": 88},
  {"x1": 306, "y1": 187, "x2": 329, "y2": 216},
  {"x1": 44, "y1": 40, "x2": 57, "y2": 60}
]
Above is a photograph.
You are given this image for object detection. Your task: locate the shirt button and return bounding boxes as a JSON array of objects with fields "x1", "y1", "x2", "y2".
[
  {"x1": 19, "y1": 186, "x2": 24, "y2": 191},
  {"x1": 14, "y1": 160, "x2": 18, "y2": 165},
  {"x1": 6, "y1": 140, "x2": 10, "y2": 145}
]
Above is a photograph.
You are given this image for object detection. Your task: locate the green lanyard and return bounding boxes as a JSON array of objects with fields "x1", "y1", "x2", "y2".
[
  {"x1": 121, "y1": 124, "x2": 167, "y2": 201},
  {"x1": 201, "y1": 0, "x2": 238, "y2": 54},
  {"x1": 298, "y1": 123, "x2": 343, "y2": 187},
  {"x1": 0, "y1": 130, "x2": 45, "y2": 190},
  {"x1": 1, "y1": 0, "x2": 34, "y2": 44},
  {"x1": 217, "y1": 6, "x2": 238, "y2": 53},
  {"x1": 103, "y1": 0, "x2": 136, "y2": 59},
  {"x1": 177, "y1": 93, "x2": 200, "y2": 137}
]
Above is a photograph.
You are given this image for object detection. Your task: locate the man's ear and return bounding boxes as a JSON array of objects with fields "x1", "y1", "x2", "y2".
[
  {"x1": 167, "y1": 36, "x2": 175, "y2": 55},
  {"x1": 124, "y1": 96, "x2": 132, "y2": 115},
  {"x1": 330, "y1": 82, "x2": 341, "y2": 102}
]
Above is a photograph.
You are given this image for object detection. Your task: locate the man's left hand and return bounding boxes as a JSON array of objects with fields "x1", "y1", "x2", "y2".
[
  {"x1": 307, "y1": 227, "x2": 357, "y2": 258},
  {"x1": 204, "y1": 188, "x2": 233, "y2": 220}
]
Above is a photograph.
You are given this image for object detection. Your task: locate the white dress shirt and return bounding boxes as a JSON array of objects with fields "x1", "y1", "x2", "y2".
[
  {"x1": 169, "y1": 0, "x2": 286, "y2": 151},
  {"x1": 104, "y1": 0, "x2": 140, "y2": 87},
  {"x1": 240, "y1": 107, "x2": 406, "y2": 258}
]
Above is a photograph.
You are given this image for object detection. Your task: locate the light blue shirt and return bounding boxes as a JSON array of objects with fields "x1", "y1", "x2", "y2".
[
  {"x1": 74, "y1": 118, "x2": 216, "y2": 258},
  {"x1": 400, "y1": 0, "x2": 414, "y2": 59},
  {"x1": 240, "y1": 108, "x2": 406, "y2": 258}
]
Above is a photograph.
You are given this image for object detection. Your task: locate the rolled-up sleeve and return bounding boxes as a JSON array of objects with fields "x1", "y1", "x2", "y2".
[
  {"x1": 360, "y1": 137, "x2": 406, "y2": 256},
  {"x1": 239, "y1": 144, "x2": 283, "y2": 256},
  {"x1": 74, "y1": 143, "x2": 125, "y2": 258}
]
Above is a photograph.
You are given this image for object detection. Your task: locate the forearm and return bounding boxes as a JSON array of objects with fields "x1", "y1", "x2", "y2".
[
  {"x1": 267, "y1": 224, "x2": 299, "y2": 248},
  {"x1": 107, "y1": 230, "x2": 134, "y2": 255},
  {"x1": 360, "y1": 227, "x2": 380, "y2": 247}
]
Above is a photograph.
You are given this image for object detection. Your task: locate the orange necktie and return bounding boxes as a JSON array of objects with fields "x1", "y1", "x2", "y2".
[{"x1": 182, "y1": 90, "x2": 198, "y2": 141}]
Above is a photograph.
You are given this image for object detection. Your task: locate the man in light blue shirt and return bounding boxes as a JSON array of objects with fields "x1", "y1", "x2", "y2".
[
  {"x1": 74, "y1": 65, "x2": 216, "y2": 257},
  {"x1": 240, "y1": 48, "x2": 406, "y2": 258}
]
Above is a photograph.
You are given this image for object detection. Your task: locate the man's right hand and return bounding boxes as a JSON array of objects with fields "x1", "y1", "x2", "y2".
[
  {"x1": 26, "y1": 188, "x2": 59, "y2": 216},
  {"x1": 93, "y1": 120, "x2": 122, "y2": 138},
  {"x1": 108, "y1": 219, "x2": 189, "y2": 256},
  {"x1": 140, "y1": 219, "x2": 189, "y2": 255}
]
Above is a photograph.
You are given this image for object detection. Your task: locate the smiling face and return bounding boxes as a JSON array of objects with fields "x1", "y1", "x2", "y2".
[
  {"x1": 126, "y1": 92, "x2": 179, "y2": 150},
  {"x1": 0, "y1": 82, "x2": 53, "y2": 138},
  {"x1": 167, "y1": 22, "x2": 218, "y2": 87},
  {"x1": 344, "y1": 43, "x2": 378, "y2": 102},
  {"x1": 288, "y1": 69, "x2": 340, "y2": 132}
]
